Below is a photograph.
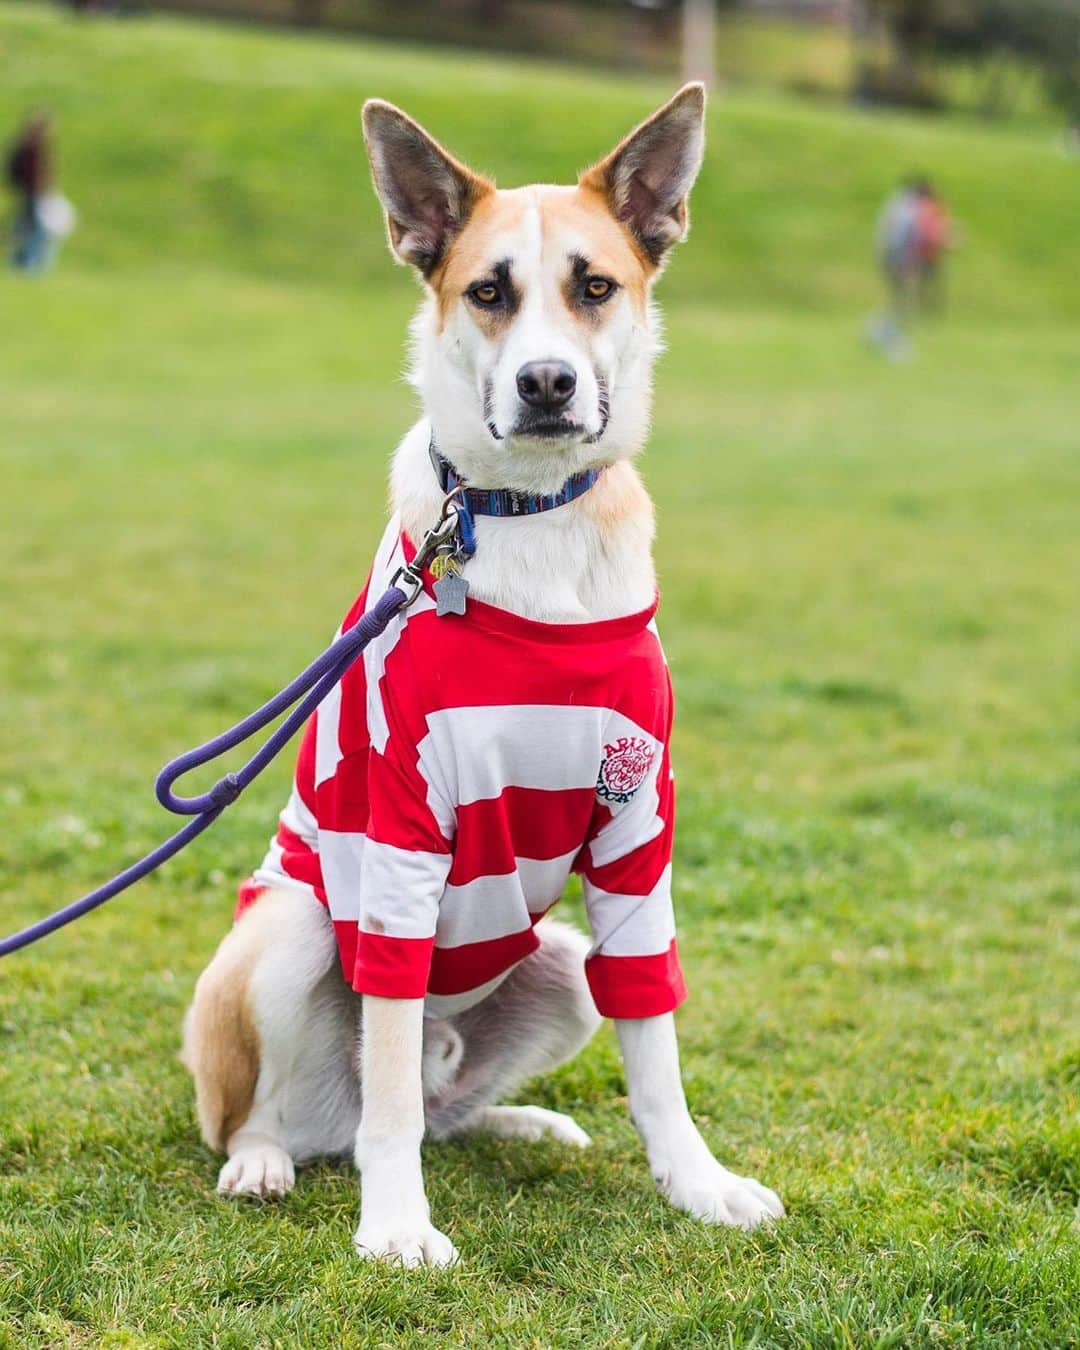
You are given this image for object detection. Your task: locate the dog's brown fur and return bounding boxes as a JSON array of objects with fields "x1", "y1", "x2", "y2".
[
  {"x1": 432, "y1": 186, "x2": 654, "y2": 329},
  {"x1": 181, "y1": 916, "x2": 266, "y2": 1151}
]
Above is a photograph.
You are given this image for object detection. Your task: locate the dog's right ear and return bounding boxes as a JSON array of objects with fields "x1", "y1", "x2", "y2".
[{"x1": 362, "y1": 100, "x2": 493, "y2": 277}]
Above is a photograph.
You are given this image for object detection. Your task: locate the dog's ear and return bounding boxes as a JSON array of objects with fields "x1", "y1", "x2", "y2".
[
  {"x1": 580, "y1": 83, "x2": 706, "y2": 267},
  {"x1": 362, "y1": 100, "x2": 493, "y2": 277}
]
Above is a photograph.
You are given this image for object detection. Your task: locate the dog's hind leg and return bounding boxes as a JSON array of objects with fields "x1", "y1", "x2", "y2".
[
  {"x1": 466, "y1": 1104, "x2": 592, "y2": 1148},
  {"x1": 184, "y1": 888, "x2": 362, "y2": 1199},
  {"x1": 425, "y1": 918, "x2": 601, "y2": 1144}
]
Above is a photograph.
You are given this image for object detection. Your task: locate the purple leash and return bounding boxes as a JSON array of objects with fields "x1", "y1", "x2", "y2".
[{"x1": 0, "y1": 586, "x2": 409, "y2": 958}]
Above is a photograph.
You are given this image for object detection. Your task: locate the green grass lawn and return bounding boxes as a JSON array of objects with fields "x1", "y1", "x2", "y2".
[{"x1": 1, "y1": 5, "x2": 1079, "y2": 1345}]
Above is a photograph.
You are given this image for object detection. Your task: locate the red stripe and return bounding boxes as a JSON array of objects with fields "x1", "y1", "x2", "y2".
[
  {"x1": 334, "y1": 582, "x2": 373, "y2": 759},
  {"x1": 234, "y1": 878, "x2": 265, "y2": 921},
  {"x1": 295, "y1": 719, "x2": 318, "y2": 816},
  {"x1": 340, "y1": 585, "x2": 371, "y2": 632},
  {"x1": 315, "y1": 751, "x2": 370, "y2": 833},
  {"x1": 352, "y1": 931, "x2": 436, "y2": 999},
  {"x1": 337, "y1": 661, "x2": 370, "y2": 759},
  {"x1": 428, "y1": 926, "x2": 542, "y2": 995},
  {"x1": 393, "y1": 605, "x2": 670, "y2": 739},
  {"x1": 333, "y1": 918, "x2": 358, "y2": 983},
  {"x1": 366, "y1": 746, "x2": 450, "y2": 854},
  {"x1": 274, "y1": 822, "x2": 326, "y2": 896},
  {"x1": 275, "y1": 822, "x2": 308, "y2": 855},
  {"x1": 234, "y1": 876, "x2": 329, "y2": 921},
  {"x1": 449, "y1": 785, "x2": 596, "y2": 886},
  {"x1": 584, "y1": 814, "x2": 672, "y2": 896},
  {"x1": 362, "y1": 641, "x2": 451, "y2": 852},
  {"x1": 584, "y1": 835, "x2": 670, "y2": 898},
  {"x1": 584, "y1": 940, "x2": 687, "y2": 1019}
]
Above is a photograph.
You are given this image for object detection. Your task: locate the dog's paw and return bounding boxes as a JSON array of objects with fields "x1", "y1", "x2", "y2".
[
  {"x1": 217, "y1": 1143, "x2": 295, "y2": 1200},
  {"x1": 472, "y1": 1104, "x2": 591, "y2": 1147},
  {"x1": 353, "y1": 1221, "x2": 459, "y2": 1268},
  {"x1": 506, "y1": 1105, "x2": 592, "y2": 1148},
  {"x1": 659, "y1": 1162, "x2": 784, "y2": 1231}
]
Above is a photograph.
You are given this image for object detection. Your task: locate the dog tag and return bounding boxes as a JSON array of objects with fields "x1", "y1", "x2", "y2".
[
  {"x1": 434, "y1": 569, "x2": 469, "y2": 617},
  {"x1": 430, "y1": 550, "x2": 460, "y2": 582}
]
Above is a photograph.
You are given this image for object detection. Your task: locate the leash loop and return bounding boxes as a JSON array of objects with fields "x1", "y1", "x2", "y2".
[{"x1": 0, "y1": 583, "x2": 410, "y2": 958}]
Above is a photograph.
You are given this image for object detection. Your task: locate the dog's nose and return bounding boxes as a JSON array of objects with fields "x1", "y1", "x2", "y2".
[{"x1": 516, "y1": 360, "x2": 577, "y2": 410}]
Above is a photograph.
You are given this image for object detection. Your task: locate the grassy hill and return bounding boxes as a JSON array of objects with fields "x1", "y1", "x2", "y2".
[
  {"x1": 3, "y1": 2, "x2": 1078, "y2": 320},
  {"x1": 1, "y1": 4, "x2": 1078, "y2": 1346}
]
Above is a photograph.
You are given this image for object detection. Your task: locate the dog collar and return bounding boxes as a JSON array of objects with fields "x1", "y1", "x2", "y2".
[{"x1": 429, "y1": 439, "x2": 605, "y2": 518}]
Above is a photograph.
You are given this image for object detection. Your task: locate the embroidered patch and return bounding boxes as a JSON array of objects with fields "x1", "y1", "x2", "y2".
[{"x1": 597, "y1": 735, "x2": 656, "y2": 804}]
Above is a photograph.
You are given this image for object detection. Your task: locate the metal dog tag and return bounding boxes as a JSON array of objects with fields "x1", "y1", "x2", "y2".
[
  {"x1": 433, "y1": 569, "x2": 469, "y2": 617},
  {"x1": 430, "y1": 546, "x2": 460, "y2": 581}
]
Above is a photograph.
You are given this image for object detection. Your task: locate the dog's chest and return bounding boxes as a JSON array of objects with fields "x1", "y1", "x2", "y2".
[{"x1": 455, "y1": 503, "x2": 656, "y2": 624}]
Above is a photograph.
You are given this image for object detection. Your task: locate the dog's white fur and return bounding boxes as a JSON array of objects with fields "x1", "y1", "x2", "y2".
[{"x1": 183, "y1": 86, "x2": 783, "y2": 1267}]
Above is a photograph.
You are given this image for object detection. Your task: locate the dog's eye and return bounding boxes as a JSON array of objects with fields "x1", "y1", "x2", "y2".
[
  {"x1": 469, "y1": 283, "x2": 501, "y2": 307},
  {"x1": 584, "y1": 276, "x2": 616, "y2": 303}
]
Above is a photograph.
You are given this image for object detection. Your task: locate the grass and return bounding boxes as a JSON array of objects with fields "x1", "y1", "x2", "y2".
[{"x1": 1, "y1": 4, "x2": 1079, "y2": 1345}]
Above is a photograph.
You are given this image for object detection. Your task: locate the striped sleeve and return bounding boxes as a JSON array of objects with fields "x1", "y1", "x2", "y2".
[
  {"x1": 581, "y1": 735, "x2": 686, "y2": 1020},
  {"x1": 349, "y1": 636, "x2": 453, "y2": 999}
]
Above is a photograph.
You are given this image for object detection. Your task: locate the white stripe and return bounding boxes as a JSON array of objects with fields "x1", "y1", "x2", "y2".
[
  {"x1": 364, "y1": 528, "x2": 436, "y2": 757},
  {"x1": 315, "y1": 515, "x2": 423, "y2": 786},
  {"x1": 318, "y1": 828, "x2": 366, "y2": 923},
  {"x1": 314, "y1": 651, "x2": 344, "y2": 789},
  {"x1": 436, "y1": 872, "x2": 529, "y2": 947},
  {"x1": 417, "y1": 706, "x2": 655, "y2": 806},
  {"x1": 589, "y1": 752, "x2": 664, "y2": 869},
  {"x1": 365, "y1": 513, "x2": 405, "y2": 611},
  {"x1": 355, "y1": 837, "x2": 449, "y2": 939},
  {"x1": 424, "y1": 969, "x2": 515, "y2": 1017},
  {"x1": 517, "y1": 851, "x2": 578, "y2": 908},
  {"x1": 414, "y1": 728, "x2": 458, "y2": 840},
  {"x1": 432, "y1": 851, "x2": 573, "y2": 949},
  {"x1": 280, "y1": 785, "x2": 318, "y2": 847},
  {"x1": 646, "y1": 617, "x2": 668, "y2": 666},
  {"x1": 584, "y1": 863, "x2": 675, "y2": 957}
]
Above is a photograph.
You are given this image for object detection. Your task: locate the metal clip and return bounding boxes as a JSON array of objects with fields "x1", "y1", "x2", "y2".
[{"x1": 389, "y1": 489, "x2": 465, "y2": 609}]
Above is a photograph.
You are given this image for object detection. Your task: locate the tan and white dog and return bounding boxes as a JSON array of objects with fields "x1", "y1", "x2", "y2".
[{"x1": 183, "y1": 84, "x2": 784, "y2": 1266}]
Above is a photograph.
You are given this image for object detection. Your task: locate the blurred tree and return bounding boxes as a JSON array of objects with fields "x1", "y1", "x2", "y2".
[
  {"x1": 982, "y1": 0, "x2": 1080, "y2": 125},
  {"x1": 292, "y1": 0, "x2": 327, "y2": 26},
  {"x1": 852, "y1": 0, "x2": 1080, "y2": 121}
]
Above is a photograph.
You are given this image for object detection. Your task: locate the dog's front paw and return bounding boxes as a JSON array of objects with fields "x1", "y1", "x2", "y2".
[
  {"x1": 353, "y1": 1221, "x2": 459, "y2": 1268},
  {"x1": 659, "y1": 1162, "x2": 784, "y2": 1231}
]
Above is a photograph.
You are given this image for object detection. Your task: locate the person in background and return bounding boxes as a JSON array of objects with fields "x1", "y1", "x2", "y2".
[
  {"x1": 913, "y1": 179, "x2": 953, "y2": 314},
  {"x1": 867, "y1": 176, "x2": 952, "y2": 360},
  {"x1": 6, "y1": 113, "x2": 74, "y2": 273}
]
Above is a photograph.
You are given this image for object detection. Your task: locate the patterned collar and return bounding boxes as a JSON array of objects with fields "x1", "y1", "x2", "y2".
[{"x1": 429, "y1": 438, "x2": 605, "y2": 518}]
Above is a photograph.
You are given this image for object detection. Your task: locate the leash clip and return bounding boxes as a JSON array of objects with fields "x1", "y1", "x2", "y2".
[{"x1": 390, "y1": 489, "x2": 466, "y2": 609}]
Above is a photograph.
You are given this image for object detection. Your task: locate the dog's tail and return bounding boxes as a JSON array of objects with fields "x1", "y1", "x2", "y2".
[{"x1": 181, "y1": 934, "x2": 261, "y2": 1153}]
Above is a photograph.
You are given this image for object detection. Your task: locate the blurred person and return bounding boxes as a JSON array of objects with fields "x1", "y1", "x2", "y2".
[
  {"x1": 866, "y1": 176, "x2": 951, "y2": 360},
  {"x1": 913, "y1": 179, "x2": 952, "y2": 314},
  {"x1": 5, "y1": 113, "x2": 76, "y2": 273}
]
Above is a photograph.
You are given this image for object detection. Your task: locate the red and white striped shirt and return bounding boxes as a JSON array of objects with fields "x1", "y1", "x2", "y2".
[{"x1": 238, "y1": 518, "x2": 686, "y2": 1019}]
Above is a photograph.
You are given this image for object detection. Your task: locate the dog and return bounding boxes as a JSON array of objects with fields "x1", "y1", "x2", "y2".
[{"x1": 182, "y1": 83, "x2": 784, "y2": 1267}]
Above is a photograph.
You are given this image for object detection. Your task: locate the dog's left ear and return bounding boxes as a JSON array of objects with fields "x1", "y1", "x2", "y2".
[
  {"x1": 362, "y1": 99, "x2": 493, "y2": 277},
  {"x1": 580, "y1": 83, "x2": 706, "y2": 267}
]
